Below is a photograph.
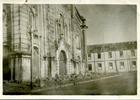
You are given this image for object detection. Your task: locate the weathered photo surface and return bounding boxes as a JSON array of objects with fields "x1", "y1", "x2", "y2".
[{"x1": 3, "y1": 4, "x2": 137, "y2": 95}]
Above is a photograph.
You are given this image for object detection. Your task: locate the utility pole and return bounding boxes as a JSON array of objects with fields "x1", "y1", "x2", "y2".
[
  {"x1": 102, "y1": 29, "x2": 106, "y2": 74},
  {"x1": 115, "y1": 45, "x2": 118, "y2": 73}
]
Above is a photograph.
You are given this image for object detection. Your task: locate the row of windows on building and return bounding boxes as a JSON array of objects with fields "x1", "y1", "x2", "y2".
[
  {"x1": 88, "y1": 50, "x2": 135, "y2": 60},
  {"x1": 88, "y1": 61, "x2": 136, "y2": 71}
]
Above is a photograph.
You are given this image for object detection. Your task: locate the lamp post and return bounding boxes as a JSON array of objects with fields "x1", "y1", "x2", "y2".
[
  {"x1": 47, "y1": 36, "x2": 51, "y2": 78},
  {"x1": 28, "y1": 25, "x2": 33, "y2": 89},
  {"x1": 114, "y1": 45, "x2": 118, "y2": 73}
]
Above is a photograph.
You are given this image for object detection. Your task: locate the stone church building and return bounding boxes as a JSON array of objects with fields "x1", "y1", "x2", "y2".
[{"x1": 3, "y1": 4, "x2": 88, "y2": 82}]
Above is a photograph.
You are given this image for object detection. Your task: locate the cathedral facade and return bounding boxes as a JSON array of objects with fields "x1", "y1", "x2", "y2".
[{"x1": 3, "y1": 4, "x2": 88, "y2": 82}]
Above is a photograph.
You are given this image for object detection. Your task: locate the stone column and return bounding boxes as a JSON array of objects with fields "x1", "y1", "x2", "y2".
[
  {"x1": 67, "y1": 59, "x2": 71, "y2": 75},
  {"x1": 69, "y1": 60, "x2": 71, "y2": 75},
  {"x1": 45, "y1": 58, "x2": 48, "y2": 77},
  {"x1": 51, "y1": 57, "x2": 55, "y2": 77},
  {"x1": 80, "y1": 16, "x2": 88, "y2": 74},
  {"x1": 79, "y1": 61, "x2": 81, "y2": 74},
  {"x1": 10, "y1": 57, "x2": 14, "y2": 81},
  {"x1": 15, "y1": 57, "x2": 19, "y2": 80},
  {"x1": 82, "y1": 62, "x2": 85, "y2": 74},
  {"x1": 40, "y1": 56, "x2": 48, "y2": 87},
  {"x1": 56, "y1": 59, "x2": 59, "y2": 75},
  {"x1": 76, "y1": 63, "x2": 78, "y2": 75}
]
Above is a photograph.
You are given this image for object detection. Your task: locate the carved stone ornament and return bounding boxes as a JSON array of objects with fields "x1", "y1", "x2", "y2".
[
  {"x1": 62, "y1": 4, "x2": 69, "y2": 11},
  {"x1": 3, "y1": 10, "x2": 7, "y2": 20}
]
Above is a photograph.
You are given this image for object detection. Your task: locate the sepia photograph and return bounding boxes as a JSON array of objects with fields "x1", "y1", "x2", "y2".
[{"x1": 2, "y1": 3, "x2": 137, "y2": 95}]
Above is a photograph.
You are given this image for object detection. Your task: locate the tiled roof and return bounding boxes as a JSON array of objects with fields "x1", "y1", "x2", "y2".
[{"x1": 87, "y1": 41, "x2": 137, "y2": 53}]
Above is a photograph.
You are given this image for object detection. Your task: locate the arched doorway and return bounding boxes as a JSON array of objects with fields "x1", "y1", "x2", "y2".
[{"x1": 59, "y1": 50, "x2": 67, "y2": 75}]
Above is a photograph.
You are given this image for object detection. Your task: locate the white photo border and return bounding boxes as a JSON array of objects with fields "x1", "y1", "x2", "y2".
[{"x1": 0, "y1": 0, "x2": 139, "y2": 99}]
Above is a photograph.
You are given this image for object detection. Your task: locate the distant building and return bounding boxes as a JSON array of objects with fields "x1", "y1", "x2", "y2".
[
  {"x1": 87, "y1": 41, "x2": 137, "y2": 73},
  {"x1": 3, "y1": 4, "x2": 88, "y2": 83}
]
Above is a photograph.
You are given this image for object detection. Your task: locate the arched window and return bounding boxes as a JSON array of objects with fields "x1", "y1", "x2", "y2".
[
  {"x1": 64, "y1": 25, "x2": 68, "y2": 42},
  {"x1": 29, "y1": 6, "x2": 37, "y2": 31},
  {"x1": 28, "y1": 11, "x2": 33, "y2": 51},
  {"x1": 33, "y1": 46, "x2": 39, "y2": 55},
  {"x1": 76, "y1": 35, "x2": 80, "y2": 49},
  {"x1": 55, "y1": 20, "x2": 58, "y2": 41},
  {"x1": 28, "y1": 7, "x2": 37, "y2": 51},
  {"x1": 57, "y1": 24, "x2": 61, "y2": 40},
  {"x1": 60, "y1": 14, "x2": 63, "y2": 34},
  {"x1": 32, "y1": 7, "x2": 36, "y2": 30},
  {"x1": 29, "y1": 11, "x2": 33, "y2": 29}
]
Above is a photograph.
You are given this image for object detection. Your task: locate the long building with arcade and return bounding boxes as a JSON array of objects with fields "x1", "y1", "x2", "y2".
[{"x1": 87, "y1": 41, "x2": 137, "y2": 73}]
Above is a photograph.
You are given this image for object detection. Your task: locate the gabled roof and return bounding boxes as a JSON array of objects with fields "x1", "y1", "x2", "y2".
[{"x1": 87, "y1": 41, "x2": 137, "y2": 53}]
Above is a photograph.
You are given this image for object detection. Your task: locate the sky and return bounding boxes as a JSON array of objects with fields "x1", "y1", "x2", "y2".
[{"x1": 75, "y1": 5, "x2": 137, "y2": 45}]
